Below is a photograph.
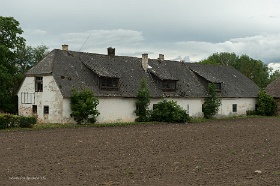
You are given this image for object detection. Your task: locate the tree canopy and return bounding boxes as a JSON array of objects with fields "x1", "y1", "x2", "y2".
[{"x1": 0, "y1": 16, "x2": 48, "y2": 113}]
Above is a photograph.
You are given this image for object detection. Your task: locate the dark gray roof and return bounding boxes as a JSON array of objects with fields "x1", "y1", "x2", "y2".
[
  {"x1": 26, "y1": 50, "x2": 55, "y2": 75},
  {"x1": 26, "y1": 49, "x2": 260, "y2": 98},
  {"x1": 187, "y1": 63, "x2": 260, "y2": 97},
  {"x1": 266, "y1": 77, "x2": 280, "y2": 98}
]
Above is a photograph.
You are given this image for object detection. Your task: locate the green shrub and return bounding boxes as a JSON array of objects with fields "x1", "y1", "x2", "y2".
[
  {"x1": 19, "y1": 116, "x2": 37, "y2": 128},
  {"x1": 71, "y1": 88, "x2": 100, "y2": 124},
  {"x1": 257, "y1": 90, "x2": 277, "y2": 116},
  {"x1": 0, "y1": 114, "x2": 36, "y2": 129},
  {"x1": 0, "y1": 114, "x2": 19, "y2": 129},
  {"x1": 246, "y1": 110, "x2": 257, "y2": 116},
  {"x1": 151, "y1": 100, "x2": 191, "y2": 123},
  {"x1": 0, "y1": 114, "x2": 9, "y2": 129}
]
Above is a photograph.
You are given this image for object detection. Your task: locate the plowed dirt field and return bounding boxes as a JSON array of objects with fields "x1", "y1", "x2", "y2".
[{"x1": 1, "y1": 117, "x2": 280, "y2": 185}]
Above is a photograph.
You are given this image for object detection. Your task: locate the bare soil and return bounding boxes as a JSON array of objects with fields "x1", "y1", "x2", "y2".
[{"x1": 1, "y1": 117, "x2": 280, "y2": 186}]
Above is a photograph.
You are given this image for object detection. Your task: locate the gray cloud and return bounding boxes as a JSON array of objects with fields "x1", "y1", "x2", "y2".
[{"x1": 2, "y1": 0, "x2": 280, "y2": 66}]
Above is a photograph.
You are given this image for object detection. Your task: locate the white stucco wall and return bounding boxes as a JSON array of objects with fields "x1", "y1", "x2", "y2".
[
  {"x1": 62, "y1": 97, "x2": 204, "y2": 123},
  {"x1": 18, "y1": 76, "x2": 258, "y2": 123},
  {"x1": 18, "y1": 76, "x2": 63, "y2": 123},
  {"x1": 216, "y1": 98, "x2": 257, "y2": 117},
  {"x1": 96, "y1": 97, "x2": 137, "y2": 123},
  {"x1": 61, "y1": 97, "x2": 257, "y2": 123}
]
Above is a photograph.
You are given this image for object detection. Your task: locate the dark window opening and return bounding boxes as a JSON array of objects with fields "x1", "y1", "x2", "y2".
[
  {"x1": 100, "y1": 78, "x2": 119, "y2": 90},
  {"x1": 35, "y1": 77, "x2": 43, "y2": 92},
  {"x1": 232, "y1": 104, "x2": 237, "y2": 112},
  {"x1": 214, "y1": 83, "x2": 222, "y2": 91},
  {"x1": 162, "y1": 80, "x2": 176, "y2": 92},
  {"x1": 153, "y1": 104, "x2": 158, "y2": 110},
  {"x1": 44, "y1": 106, "x2": 49, "y2": 114},
  {"x1": 32, "y1": 105, "x2": 37, "y2": 114}
]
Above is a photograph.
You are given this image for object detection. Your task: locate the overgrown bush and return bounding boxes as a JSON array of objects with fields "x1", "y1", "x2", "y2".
[
  {"x1": 246, "y1": 110, "x2": 257, "y2": 116},
  {"x1": 257, "y1": 90, "x2": 277, "y2": 116},
  {"x1": 19, "y1": 116, "x2": 37, "y2": 128},
  {"x1": 70, "y1": 88, "x2": 100, "y2": 124},
  {"x1": 202, "y1": 83, "x2": 221, "y2": 119},
  {"x1": 0, "y1": 114, "x2": 36, "y2": 129},
  {"x1": 150, "y1": 100, "x2": 191, "y2": 123},
  {"x1": 135, "y1": 79, "x2": 151, "y2": 122}
]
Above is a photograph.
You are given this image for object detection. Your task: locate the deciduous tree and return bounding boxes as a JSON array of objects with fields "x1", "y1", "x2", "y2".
[{"x1": 0, "y1": 16, "x2": 49, "y2": 113}]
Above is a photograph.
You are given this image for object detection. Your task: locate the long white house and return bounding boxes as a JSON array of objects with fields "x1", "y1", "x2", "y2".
[{"x1": 17, "y1": 45, "x2": 260, "y2": 123}]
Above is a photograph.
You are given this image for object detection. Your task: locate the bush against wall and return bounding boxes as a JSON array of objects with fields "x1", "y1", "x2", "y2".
[
  {"x1": 257, "y1": 90, "x2": 277, "y2": 116},
  {"x1": 0, "y1": 114, "x2": 37, "y2": 129},
  {"x1": 135, "y1": 79, "x2": 151, "y2": 122},
  {"x1": 70, "y1": 88, "x2": 100, "y2": 124},
  {"x1": 151, "y1": 100, "x2": 191, "y2": 123},
  {"x1": 202, "y1": 83, "x2": 221, "y2": 119}
]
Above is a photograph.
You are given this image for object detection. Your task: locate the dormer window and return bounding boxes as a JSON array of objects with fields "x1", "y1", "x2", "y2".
[
  {"x1": 162, "y1": 80, "x2": 177, "y2": 92},
  {"x1": 150, "y1": 73, "x2": 177, "y2": 92},
  {"x1": 213, "y1": 83, "x2": 222, "y2": 92},
  {"x1": 100, "y1": 77, "x2": 119, "y2": 90}
]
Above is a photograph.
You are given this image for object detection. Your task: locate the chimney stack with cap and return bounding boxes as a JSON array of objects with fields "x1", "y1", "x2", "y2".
[
  {"x1": 107, "y1": 47, "x2": 115, "y2": 57},
  {"x1": 142, "y1": 53, "x2": 148, "y2": 72},
  {"x1": 62, "y1": 44, "x2": 68, "y2": 51}
]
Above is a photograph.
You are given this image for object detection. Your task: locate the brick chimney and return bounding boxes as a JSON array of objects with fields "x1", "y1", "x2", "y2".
[
  {"x1": 142, "y1": 53, "x2": 148, "y2": 72},
  {"x1": 62, "y1": 44, "x2": 68, "y2": 51},
  {"x1": 158, "y1": 54, "x2": 164, "y2": 62},
  {"x1": 107, "y1": 47, "x2": 115, "y2": 57}
]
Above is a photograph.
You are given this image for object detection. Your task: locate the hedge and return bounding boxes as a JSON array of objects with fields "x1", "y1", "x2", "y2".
[{"x1": 0, "y1": 114, "x2": 37, "y2": 129}]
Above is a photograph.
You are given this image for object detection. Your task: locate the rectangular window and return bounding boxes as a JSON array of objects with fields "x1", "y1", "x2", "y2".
[
  {"x1": 214, "y1": 83, "x2": 222, "y2": 92},
  {"x1": 100, "y1": 78, "x2": 119, "y2": 90},
  {"x1": 162, "y1": 80, "x2": 176, "y2": 91},
  {"x1": 44, "y1": 106, "x2": 49, "y2": 114},
  {"x1": 32, "y1": 105, "x2": 37, "y2": 114},
  {"x1": 232, "y1": 104, "x2": 237, "y2": 112},
  {"x1": 21, "y1": 92, "x2": 35, "y2": 104},
  {"x1": 35, "y1": 77, "x2": 43, "y2": 92}
]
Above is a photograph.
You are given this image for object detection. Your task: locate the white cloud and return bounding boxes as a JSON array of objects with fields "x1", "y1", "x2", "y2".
[
  {"x1": 268, "y1": 63, "x2": 280, "y2": 72},
  {"x1": 58, "y1": 29, "x2": 144, "y2": 52},
  {"x1": 175, "y1": 33, "x2": 280, "y2": 63}
]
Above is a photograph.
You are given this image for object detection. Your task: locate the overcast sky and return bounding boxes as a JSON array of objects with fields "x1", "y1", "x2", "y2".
[{"x1": 2, "y1": 0, "x2": 280, "y2": 69}]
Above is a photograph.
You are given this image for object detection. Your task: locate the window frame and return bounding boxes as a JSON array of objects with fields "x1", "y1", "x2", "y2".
[
  {"x1": 214, "y1": 83, "x2": 222, "y2": 92},
  {"x1": 162, "y1": 80, "x2": 177, "y2": 92},
  {"x1": 35, "y1": 76, "x2": 43, "y2": 92},
  {"x1": 100, "y1": 77, "x2": 119, "y2": 90},
  {"x1": 32, "y1": 105, "x2": 37, "y2": 114},
  {"x1": 43, "y1": 105, "x2": 49, "y2": 114},
  {"x1": 232, "y1": 104, "x2": 237, "y2": 113}
]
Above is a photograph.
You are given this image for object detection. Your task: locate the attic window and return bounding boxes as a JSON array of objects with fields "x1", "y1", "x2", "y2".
[
  {"x1": 151, "y1": 73, "x2": 177, "y2": 92},
  {"x1": 162, "y1": 80, "x2": 177, "y2": 92},
  {"x1": 100, "y1": 77, "x2": 119, "y2": 90},
  {"x1": 213, "y1": 83, "x2": 222, "y2": 92},
  {"x1": 35, "y1": 77, "x2": 43, "y2": 92}
]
